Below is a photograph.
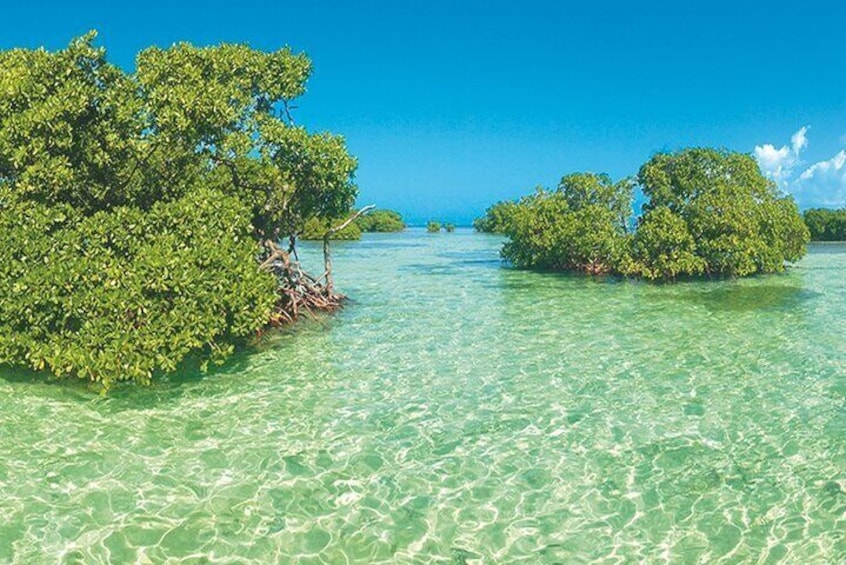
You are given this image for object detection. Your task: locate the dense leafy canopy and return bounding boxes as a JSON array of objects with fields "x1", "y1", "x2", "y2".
[
  {"x1": 502, "y1": 178, "x2": 629, "y2": 274},
  {"x1": 0, "y1": 189, "x2": 277, "y2": 388},
  {"x1": 623, "y1": 206, "x2": 705, "y2": 280},
  {"x1": 638, "y1": 149, "x2": 807, "y2": 277},
  {"x1": 0, "y1": 33, "x2": 358, "y2": 387},
  {"x1": 474, "y1": 174, "x2": 631, "y2": 236},
  {"x1": 497, "y1": 150, "x2": 809, "y2": 280},
  {"x1": 473, "y1": 200, "x2": 518, "y2": 233},
  {"x1": 803, "y1": 208, "x2": 846, "y2": 241},
  {"x1": 0, "y1": 33, "x2": 357, "y2": 229},
  {"x1": 427, "y1": 221, "x2": 441, "y2": 233},
  {"x1": 558, "y1": 173, "x2": 634, "y2": 233}
]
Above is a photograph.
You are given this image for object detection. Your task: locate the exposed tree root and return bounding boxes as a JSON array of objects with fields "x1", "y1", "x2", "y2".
[
  {"x1": 260, "y1": 240, "x2": 345, "y2": 328},
  {"x1": 259, "y1": 206, "x2": 374, "y2": 328}
]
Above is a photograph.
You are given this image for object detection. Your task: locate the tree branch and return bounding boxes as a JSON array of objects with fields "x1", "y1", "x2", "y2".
[
  {"x1": 259, "y1": 239, "x2": 291, "y2": 271},
  {"x1": 322, "y1": 204, "x2": 375, "y2": 295},
  {"x1": 326, "y1": 204, "x2": 376, "y2": 237},
  {"x1": 282, "y1": 99, "x2": 297, "y2": 126}
]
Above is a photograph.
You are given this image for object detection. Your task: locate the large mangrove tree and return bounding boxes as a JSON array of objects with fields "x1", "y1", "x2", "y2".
[{"x1": 0, "y1": 33, "x2": 361, "y2": 388}]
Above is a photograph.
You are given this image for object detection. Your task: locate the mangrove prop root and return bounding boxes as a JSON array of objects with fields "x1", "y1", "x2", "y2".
[
  {"x1": 261, "y1": 204, "x2": 375, "y2": 327},
  {"x1": 261, "y1": 240, "x2": 345, "y2": 327}
]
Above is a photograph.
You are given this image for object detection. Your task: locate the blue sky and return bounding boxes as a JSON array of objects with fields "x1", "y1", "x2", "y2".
[{"x1": 2, "y1": 1, "x2": 845, "y2": 224}]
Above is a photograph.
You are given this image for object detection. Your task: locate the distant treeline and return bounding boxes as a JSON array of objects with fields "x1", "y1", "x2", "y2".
[{"x1": 803, "y1": 208, "x2": 846, "y2": 241}]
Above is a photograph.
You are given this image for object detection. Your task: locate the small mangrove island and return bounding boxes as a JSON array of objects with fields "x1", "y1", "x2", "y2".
[
  {"x1": 803, "y1": 207, "x2": 846, "y2": 241},
  {"x1": 478, "y1": 148, "x2": 810, "y2": 280},
  {"x1": 300, "y1": 208, "x2": 406, "y2": 240}
]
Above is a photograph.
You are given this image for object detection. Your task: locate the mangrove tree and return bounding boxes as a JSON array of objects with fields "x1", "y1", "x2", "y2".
[
  {"x1": 497, "y1": 149, "x2": 809, "y2": 280},
  {"x1": 0, "y1": 33, "x2": 361, "y2": 388}
]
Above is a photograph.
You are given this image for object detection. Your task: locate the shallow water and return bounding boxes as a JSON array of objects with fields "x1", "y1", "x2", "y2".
[{"x1": 2, "y1": 231, "x2": 845, "y2": 563}]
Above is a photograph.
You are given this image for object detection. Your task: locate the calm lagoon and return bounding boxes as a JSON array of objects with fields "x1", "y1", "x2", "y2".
[{"x1": 2, "y1": 230, "x2": 845, "y2": 563}]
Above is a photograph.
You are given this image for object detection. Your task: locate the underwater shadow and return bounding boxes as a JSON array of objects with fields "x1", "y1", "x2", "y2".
[
  {"x1": 0, "y1": 317, "x2": 336, "y2": 409},
  {"x1": 660, "y1": 282, "x2": 818, "y2": 313},
  {"x1": 493, "y1": 265, "x2": 625, "y2": 291},
  {"x1": 486, "y1": 265, "x2": 820, "y2": 318}
]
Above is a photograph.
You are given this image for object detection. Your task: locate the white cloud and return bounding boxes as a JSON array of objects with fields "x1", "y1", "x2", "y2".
[
  {"x1": 791, "y1": 126, "x2": 809, "y2": 154},
  {"x1": 794, "y1": 150, "x2": 846, "y2": 208},
  {"x1": 754, "y1": 127, "x2": 846, "y2": 208},
  {"x1": 754, "y1": 143, "x2": 793, "y2": 180},
  {"x1": 799, "y1": 150, "x2": 845, "y2": 181},
  {"x1": 754, "y1": 126, "x2": 808, "y2": 183}
]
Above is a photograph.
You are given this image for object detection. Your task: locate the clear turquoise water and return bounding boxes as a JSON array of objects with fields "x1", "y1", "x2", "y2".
[{"x1": 2, "y1": 230, "x2": 845, "y2": 564}]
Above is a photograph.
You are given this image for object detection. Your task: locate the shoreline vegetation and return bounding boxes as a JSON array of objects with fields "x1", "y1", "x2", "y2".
[
  {"x1": 478, "y1": 201, "x2": 846, "y2": 244},
  {"x1": 0, "y1": 33, "x2": 364, "y2": 389},
  {"x1": 426, "y1": 221, "x2": 456, "y2": 232},
  {"x1": 475, "y1": 149, "x2": 810, "y2": 281}
]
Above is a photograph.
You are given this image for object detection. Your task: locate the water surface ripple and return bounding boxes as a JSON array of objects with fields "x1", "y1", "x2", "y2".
[{"x1": 2, "y1": 231, "x2": 845, "y2": 563}]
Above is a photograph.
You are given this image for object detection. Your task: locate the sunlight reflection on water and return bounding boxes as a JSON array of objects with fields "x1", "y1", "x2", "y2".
[{"x1": 1, "y1": 231, "x2": 845, "y2": 563}]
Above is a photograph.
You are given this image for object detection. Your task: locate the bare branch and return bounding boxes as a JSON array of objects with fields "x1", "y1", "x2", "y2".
[
  {"x1": 282, "y1": 100, "x2": 297, "y2": 126},
  {"x1": 326, "y1": 204, "x2": 376, "y2": 237},
  {"x1": 257, "y1": 239, "x2": 290, "y2": 271},
  {"x1": 322, "y1": 204, "x2": 376, "y2": 295}
]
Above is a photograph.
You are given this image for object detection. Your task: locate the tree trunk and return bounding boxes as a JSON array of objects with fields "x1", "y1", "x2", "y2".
[
  {"x1": 322, "y1": 204, "x2": 375, "y2": 295},
  {"x1": 288, "y1": 234, "x2": 298, "y2": 261},
  {"x1": 323, "y1": 234, "x2": 334, "y2": 295},
  {"x1": 258, "y1": 206, "x2": 374, "y2": 329}
]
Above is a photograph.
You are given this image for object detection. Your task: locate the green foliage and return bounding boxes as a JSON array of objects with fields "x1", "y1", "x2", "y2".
[
  {"x1": 427, "y1": 221, "x2": 441, "y2": 233},
  {"x1": 0, "y1": 32, "x2": 357, "y2": 233},
  {"x1": 445, "y1": 223, "x2": 456, "y2": 232},
  {"x1": 0, "y1": 188, "x2": 277, "y2": 388},
  {"x1": 558, "y1": 173, "x2": 634, "y2": 233},
  {"x1": 355, "y1": 209, "x2": 405, "y2": 232},
  {"x1": 501, "y1": 189, "x2": 628, "y2": 273},
  {"x1": 496, "y1": 149, "x2": 809, "y2": 280},
  {"x1": 624, "y1": 206, "x2": 705, "y2": 280},
  {"x1": 0, "y1": 33, "x2": 143, "y2": 211},
  {"x1": 133, "y1": 40, "x2": 357, "y2": 236},
  {"x1": 474, "y1": 200, "x2": 517, "y2": 233},
  {"x1": 0, "y1": 33, "x2": 359, "y2": 387},
  {"x1": 300, "y1": 215, "x2": 362, "y2": 240},
  {"x1": 803, "y1": 208, "x2": 846, "y2": 241},
  {"x1": 638, "y1": 148, "x2": 809, "y2": 277}
]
